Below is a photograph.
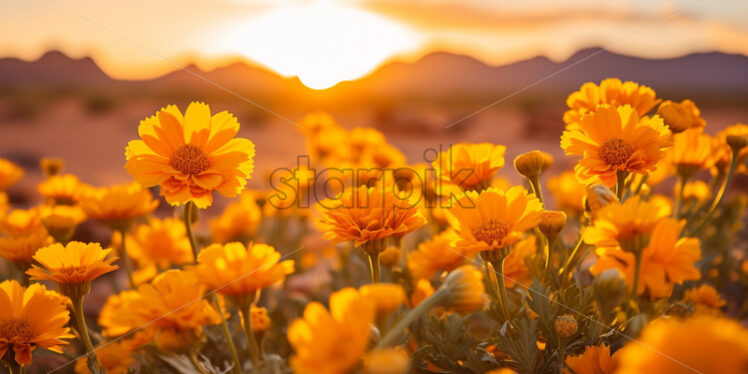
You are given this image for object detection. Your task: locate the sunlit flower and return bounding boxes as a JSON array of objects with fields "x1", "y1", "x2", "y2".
[
  {"x1": 670, "y1": 128, "x2": 714, "y2": 178},
  {"x1": 433, "y1": 143, "x2": 506, "y2": 191},
  {"x1": 408, "y1": 278, "x2": 435, "y2": 308},
  {"x1": 0, "y1": 209, "x2": 52, "y2": 265},
  {"x1": 563, "y1": 78, "x2": 659, "y2": 129},
  {"x1": 317, "y1": 184, "x2": 425, "y2": 253},
  {"x1": 584, "y1": 195, "x2": 670, "y2": 252},
  {"x1": 363, "y1": 348, "x2": 410, "y2": 374},
  {"x1": 196, "y1": 242, "x2": 294, "y2": 307},
  {"x1": 657, "y1": 99, "x2": 706, "y2": 133},
  {"x1": 680, "y1": 180, "x2": 710, "y2": 203},
  {"x1": 73, "y1": 339, "x2": 138, "y2": 374},
  {"x1": 502, "y1": 235, "x2": 537, "y2": 288},
  {"x1": 408, "y1": 229, "x2": 467, "y2": 280},
  {"x1": 0, "y1": 158, "x2": 23, "y2": 191},
  {"x1": 125, "y1": 102, "x2": 255, "y2": 208},
  {"x1": 210, "y1": 190, "x2": 262, "y2": 243},
  {"x1": 37, "y1": 174, "x2": 90, "y2": 205},
  {"x1": 442, "y1": 265, "x2": 486, "y2": 313},
  {"x1": 448, "y1": 186, "x2": 543, "y2": 254},
  {"x1": 547, "y1": 171, "x2": 587, "y2": 216},
  {"x1": 360, "y1": 283, "x2": 406, "y2": 316},
  {"x1": 112, "y1": 217, "x2": 192, "y2": 271},
  {"x1": 682, "y1": 284, "x2": 726, "y2": 316},
  {"x1": 27, "y1": 242, "x2": 118, "y2": 288},
  {"x1": 81, "y1": 183, "x2": 158, "y2": 230},
  {"x1": 712, "y1": 123, "x2": 748, "y2": 175},
  {"x1": 590, "y1": 219, "x2": 700, "y2": 298},
  {"x1": 615, "y1": 316, "x2": 748, "y2": 374},
  {"x1": 0, "y1": 208, "x2": 43, "y2": 237},
  {"x1": 39, "y1": 204, "x2": 86, "y2": 243},
  {"x1": 563, "y1": 344, "x2": 618, "y2": 374},
  {"x1": 0, "y1": 280, "x2": 73, "y2": 366},
  {"x1": 248, "y1": 306, "x2": 271, "y2": 335},
  {"x1": 288, "y1": 288, "x2": 375, "y2": 374}
]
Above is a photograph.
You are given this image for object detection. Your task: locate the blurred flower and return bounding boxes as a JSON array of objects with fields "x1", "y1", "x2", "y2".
[
  {"x1": 38, "y1": 174, "x2": 90, "y2": 205},
  {"x1": 81, "y1": 183, "x2": 158, "y2": 231},
  {"x1": 0, "y1": 158, "x2": 23, "y2": 191},
  {"x1": 448, "y1": 186, "x2": 543, "y2": 254},
  {"x1": 210, "y1": 190, "x2": 262, "y2": 243},
  {"x1": 0, "y1": 192, "x2": 7, "y2": 218},
  {"x1": 379, "y1": 246, "x2": 402, "y2": 268},
  {"x1": 288, "y1": 288, "x2": 375, "y2": 374},
  {"x1": 657, "y1": 99, "x2": 706, "y2": 133},
  {"x1": 40, "y1": 157, "x2": 64, "y2": 178},
  {"x1": 563, "y1": 78, "x2": 659, "y2": 129},
  {"x1": 1, "y1": 208, "x2": 43, "y2": 236},
  {"x1": 248, "y1": 306, "x2": 271, "y2": 335},
  {"x1": 442, "y1": 265, "x2": 486, "y2": 313},
  {"x1": 125, "y1": 102, "x2": 255, "y2": 208},
  {"x1": 27, "y1": 242, "x2": 118, "y2": 297},
  {"x1": 712, "y1": 123, "x2": 748, "y2": 175},
  {"x1": 502, "y1": 235, "x2": 537, "y2": 288},
  {"x1": 360, "y1": 283, "x2": 406, "y2": 316},
  {"x1": 39, "y1": 204, "x2": 86, "y2": 243},
  {"x1": 547, "y1": 171, "x2": 587, "y2": 216},
  {"x1": 196, "y1": 242, "x2": 294, "y2": 308},
  {"x1": 554, "y1": 315, "x2": 578, "y2": 338},
  {"x1": 563, "y1": 344, "x2": 618, "y2": 374},
  {"x1": 616, "y1": 316, "x2": 748, "y2": 374},
  {"x1": 433, "y1": 143, "x2": 506, "y2": 191},
  {"x1": 538, "y1": 210, "x2": 566, "y2": 239},
  {"x1": 408, "y1": 278, "x2": 435, "y2": 308},
  {"x1": 73, "y1": 339, "x2": 138, "y2": 374},
  {"x1": 670, "y1": 128, "x2": 714, "y2": 178},
  {"x1": 513, "y1": 150, "x2": 553, "y2": 179},
  {"x1": 584, "y1": 196, "x2": 670, "y2": 252},
  {"x1": 408, "y1": 229, "x2": 467, "y2": 280},
  {"x1": 112, "y1": 217, "x2": 192, "y2": 271},
  {"x1": 680, "y1": 180, "x2": 710, "y2": 203},
  {"x1": 591, "y1": 219, "x2": 700, "y2": 298},
  {"x1": 682, "y1": 284, "x2": 726, "y2": 316},
  {"x1": 363, "y1": 348, "x2": 410, "y2": 374},
  {"x1": 0, "y1": 208, "x2": 52, "y2": 265},
  {"x1": 0, "y1": 280, "x2": 73, "y2": 366},
  {"x1": 561, "y1": 105, "x2": 671, "y2": 187}
]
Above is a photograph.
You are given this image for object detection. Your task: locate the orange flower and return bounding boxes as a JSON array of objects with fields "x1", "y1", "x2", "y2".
[
  {"x1": 74, "y1": 338, "x2": 138, "y2": 374},
  {"x1": 359, "y1": 283, "x2": 406, "y2": 316},
  {"x1": 37, "y1": 174, "x2": 90, "y2": 205},
  {"x1": 81, "y1": 183, "x2": 158, "y2": 230},
  {"x1": 563, "y1": 78, "x2": 659, "y2": 129},
  {"x1": 563, "y1": 344, "x2": 618, "y2": 374},
  {"x1": 408, "y1": 229, "x2": 468, "y2": 280},
  {"x1": 432, "y1": 143, "x2": 506, "y2": 191},
  {"x1": 0, "y1": 280, "x2": 73, "y2": 366},
  {"x1": 0, "y1": 208, "x2": 52, "y2": 265},
  {"x1": 210, "y1": 190, "x2": 262, "y2": 243},
  {"x1": 669, "y1": 128, "x2": 714, "y2": 177},
  {"x1": 561, "y1": 105, "x2": 671, "y2": 186},
  {"x1": 502, "y1": 235, "x2": 537, "y2": 288},
  {"x1": 682, "y1": 284, "x2": 726, "y2": 316},
  {"x1": 125, "y1": 102, "x2": 255, "y2": 208},
  {"x1": 448, "y1": 186, "x2": 543, "y2": 254},
  {"x1": 547, "y1": 171, "x2": 587, "y2": 216},
  {"x1": 0, "y1": 158, "x2": 23, "y2": 191},
  {"x1": 112, "y1": 217, "x2": 193, "y2": 270},
  {"x1": 584, "y1": 195, "x2": 670, "y2": 252},
  {"x1": 712, "y1": 123, "x2": 748, "y2": 175},
  {"x1": 657, "y1": 99, "x2": 706, "y2": 133},
  {"x1": 27, "y1": 241, "x2": 118, "y2": 285}
]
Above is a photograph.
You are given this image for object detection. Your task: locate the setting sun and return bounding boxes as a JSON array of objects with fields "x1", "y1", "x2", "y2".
[{"x1": 218, "y1": 2, "x2": 422, "y2": 89}]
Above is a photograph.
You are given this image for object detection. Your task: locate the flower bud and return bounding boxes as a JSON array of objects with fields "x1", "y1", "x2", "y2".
[
  {"x1": 726, "y1": 134, "x2": 748, "y2": 154},
  {"x1": 538, "y1": 210, "x2": 567, "y2": 238},
  {"x1": 514, "y1": 151, "x2": 553, "y2": 178},
  {"x1": 554, "y1": 315, "x2": 578, "y2": 338},
  {"x1": 40, "y1": 157, "x2": 64, "y2": 178},
  {"x1": 443, "y1": 265, "x2": 485, "y2": 313},
  {"x1": 657, "y1": 100, "x2": 693, "y2": 134},
  {"x1": 363, "y1": 348, "x2": 410, "y2": 374},
  {"x1": 360, "y1": 283, "x2": 407, "y2": 316},
  {"x1": 249, "y1": 306, "x2": 271, "y2": 336},
  {"x1": 592, "y1": 269, "x2": 627, "y2": 319},
  {"x1": 379, "y1": 247, "x2": 402, "y2": 268},
  {"x1": 586, "y1": 184, "x2": 618, "y2": 216}
]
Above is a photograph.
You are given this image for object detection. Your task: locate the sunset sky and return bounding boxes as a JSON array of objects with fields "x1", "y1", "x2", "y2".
[{"x1": 3, "y1": 0, "x2": 748, "y2": 89}]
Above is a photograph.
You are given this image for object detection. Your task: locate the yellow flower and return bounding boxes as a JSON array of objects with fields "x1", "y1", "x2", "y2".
[
  {"x1": 408, "y1": 229, "x2": 467, "y2": 280},
  {"x1": 657, "y1": 99, "x2": 706, "y2": 133},
  {"x1": 0, "y1": 209, "x2": 52, "y2": 265},
  {"x1": 27, "y1": 241, "x2": 118, "y2": 286},
  {"x1": 680, "y1": 180, "x2": 710, "y2": 202},
  {"x1": 210, "y1": 190, "x2": 262, "y2": 243},
  {"x1": 125, "y1": 102, "x2": 255, "y2": 208},
  {"x1": 0, "y1": 280, "x2": 73, "y2": 366},
  {"x1": 712, "y1": 123, "x2": 748, "y2": 175},
  {"x1": 317, "y1": 184, "x2": 425, "y2": 253},
  {"x1": 670, "y1": 128, "x2": 714, "y2": 177},
  {"x1": 563, "y1": 78, "x2": 659, "y2": 129},
  {"x1": 590, "y1": 219, "x2": 700, "y2": 298},
  {"x1": 0, "y1": 208, "x2": 43, "y2": 237},
  {"x1": 195, "y1": 242, "x2": 294, "y2": 306},
  {"x1": 288, "y1": 288, "x2": 375, "y2": 374},
  {"x1": 502, "y1": 235, "x2": 537, "y2": 288},
  {"x1": 0, "y1": 158, "x2": 23, "y2": 191},
  {"x1": 113, "y1": 217, "x2": 193, "y2": 270},
  {"x1": 615, "y1": 316, "x2": 748, "y2": 374},
  {"x1": 39, "y1": 204, "x2": 87, "y2": 243},
  {"x1": 73, "y1": 339, "x2": 138, "y2": 374},
  {"x1": 433, "y1": 143, "x2": 506, "y2": 191},
  {"x1": 563, "y1": 344, "x2": 618, "y2": 374},
  {"x1": 37, "y1": 174, "x2": 90, "y2": 205},
  {"x1": 547, "y1": 171, "x2": 587, "y2": 216},
  {"x1": 448, "y1": 186, "x2": 543, "y2": 254},
  {"x1": 359, "y1": 283, "x2": 406, "y2": 316},
  {"x1": 682, "y1": 284, "x2": 726, "y2": 316},
  {"x1": 584, "y1": 195, "x2": 670, "y2": 252},
  {"x1": 561, "y1": 105, "x2": 672, "y2": 186},
  {"x1": 81, "y1": 183, "x2": 159, "y2": 230},
  {"x1": 363, "y1": 348, "x2": 410, "y2": 374},
  {"x1": 408, "y1": 278, "x2": 435, "y2": 308},
  {"x1": 248, "y1": 306, "x2": 271, "y2": 335}
]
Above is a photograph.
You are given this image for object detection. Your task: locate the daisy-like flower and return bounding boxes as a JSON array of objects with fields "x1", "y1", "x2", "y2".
[
  {"x1": 125, "y1": 102, "x2": 255, "y2": 208},
  {"x1": 547, "y1": 171, "x2": 587, "y2": 217},
  {"x1": 670, "y1": 128, "x2": 714, "y2": 178},
  {"x1": 0, "y1": 158, "x2": 23, "y2": 191},
  {"x1": 563, "y1": 344, "x2": 619, "y2": 374},
  {"x1": 563, "y1": 78, "x2": 660, "y2": 129},
  {"x1": 616, "y1": 316, "x2": 748, "y2": 374},
  {"x1": 112, "y1": 217, "x2": 193, "y2": 270},
  {"x1": 448, "y1": 186, "x2": 543, "y2": 255},
  {"x1": 73, "y1": 338, "x2": 139, "y2": 374},
  {"x1": 432, "y1": 143, "x2": 506, "y2": 192},
  {"x1": 682, "y1": 284, "x2": 726, "y2": 316},
  {"x1": 37, "y1": 174, "x2": 90, "y2": 205},
  {"x1": 584, "y1": 195, "x2": 670, "y2": 253},
  {"x1": 210, "y1": 190, "x2": 262, "y2": 243},
  {"x1": 26, "y1": 242, "x2": 118, "y2": 296},
  {"x1": 0, "y1": 280, "x2": 73, "y2": 367},
  {"x1": 288, "y1": 288, "x2": 375, "y2": 374},
  {"x1": 0, "y1": 209, "x2": 52, "y2": 266},
  {"x1": 81, "y1": 183, "x2": 158, "y2": 230},
  {"x1": 501, "y1": 235, "x2": 537, "y2": 288},
  {"x1": 407, "y1": 229, "x2": 467, "y2": 280},
  {"x1": 561, "y1": 105, "x2": 672, "y2": 187},
  {"x1": 39, "y1": 204, "x2": 87, "y2": 243},
  {"x1": 590, "y1": 219, "x2": 700, "y2": 298},
  {"x1": 711, "y1": 123, "x2": 748, "y2": 175},
  {"x1": 657, "y1": 99, "x2": 706, "y2": 133}
]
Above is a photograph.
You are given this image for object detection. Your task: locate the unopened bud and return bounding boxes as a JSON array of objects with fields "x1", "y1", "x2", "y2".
[
  {"x1": 657, "y1": 100, "x2": 693, "y2": 134},
  {"x1": 538, "y1": 210, "x2": 566, "y2": 238},
  {"x1": 592, "y1": 269, "x2": 627, "y2": 319},
  {"x1": 379, "y1": 247, "x2": 402, "y2": 268},
  {"x1": 726, "y1": 134, "x2": 748, "y2": 154},
  {"x1": 554, "y1": 315, "x2": 578, "y2": 338},
  {"x1": 443, "y1": 265, "x2": 485, "y2": 313},
  {"x1": 40, "y1": 157, "x2": 64, "y2": 178},
  {"x1": 514, "y1": 150, "x2": 553, "y2": 179}
]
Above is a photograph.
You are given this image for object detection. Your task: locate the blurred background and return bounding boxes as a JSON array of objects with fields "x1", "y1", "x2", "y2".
[{"x1": 2, "y1": 0, "x2": 748, "y2": 207}]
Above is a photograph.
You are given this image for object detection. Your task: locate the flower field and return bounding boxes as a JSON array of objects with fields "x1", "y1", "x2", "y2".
[{"x1": 1, "y1": 78, "x2": 748, "y2": 374}]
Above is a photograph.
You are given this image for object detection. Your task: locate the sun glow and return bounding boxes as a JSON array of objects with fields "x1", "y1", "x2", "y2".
[{"x1": 221, "y1": 2, "x2": 422, "y2": 89}]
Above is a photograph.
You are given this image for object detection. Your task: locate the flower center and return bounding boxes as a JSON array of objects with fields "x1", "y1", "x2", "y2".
[
  {"x1": 599, "y1": 138, "x2": 634, "y2": 166},
  {"x1": 0, "y1": 319, "x2": 34, "y2": 342},
  {"x1": 471, "y1": 219, "x2": 510, "y2": 245},
  {"x1": 169, "y1": 144, "x2": 210, "y2": 175}
]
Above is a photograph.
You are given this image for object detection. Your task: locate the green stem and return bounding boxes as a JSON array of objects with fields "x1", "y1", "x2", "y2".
[
  {"x1": 241, "y1": 306, "x2": 263, "y2": 370},
  {"x1": 212, "y1": 295, "x2": 243, "y2": 374},
  {"x1": 491, "y1": 258, "x2": 512, "y2": 323},
  {"x1": 528, "y1": 176, "x2": 544, "y2": 205},
  {"x1": 544, "y1": 237, "x2": 558, "y2": 284},
  {"x1": 673, "y1": 176, "x2": 687, "y2": 219},
  {"x1": 689, "y1": 153, "x2": 739, "y2": 236},
  {"x1": 559, "y1": 236, "x2": 584, "y2": 285},
  {"x1": 183, "y1": 201, "x2": 200, "y2": 260},
  {"x1": 118, "y1": 229, "x2": 136, "y2": 289},
  {"x1": 72, "y1": 297, "x2": 102, "y2": 374},
  {"x1": 631, "y1": 252, "x2": 642, "y2": 301},
  {"x1": 368, "y1": 252, "x2": 381, "y2": 283},
  {"x1": 376, "y1": 287, "x2": 449, "y2": 349},
  {"x1": 616, "y1": 171, "x2": 628, "y2": 201}
]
